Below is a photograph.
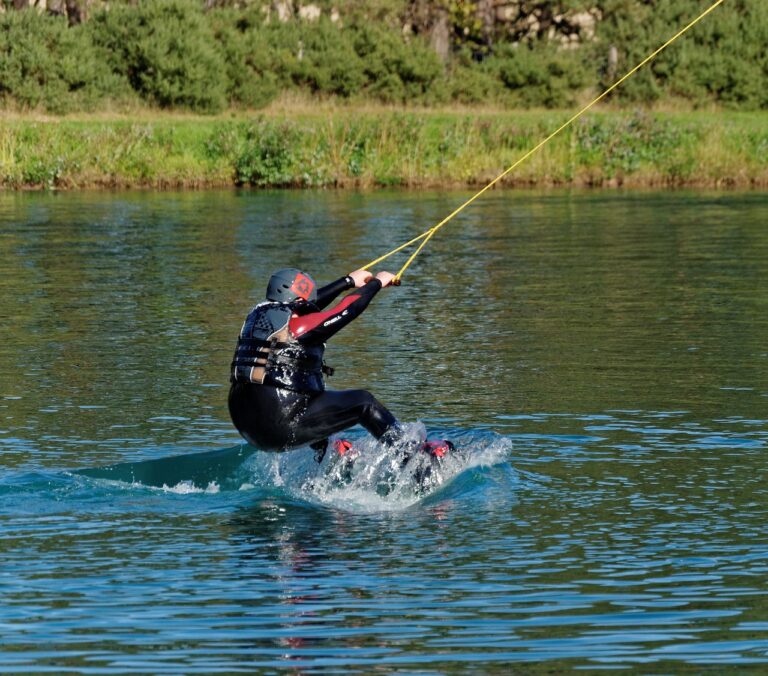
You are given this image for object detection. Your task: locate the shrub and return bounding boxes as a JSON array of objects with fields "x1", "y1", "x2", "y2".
[
  {"x1": 594, "y1": 0, "x2": 768, "y2": 109},
  {"x1": 211, "y1": 14, "x2": 368, "y2": 102},
  {"x1": 575, "y1": 111, "x2": 700, "y2": 178},
  {"x1": 288, "y1": 20, "x2": 367, "y2": 97},
  {"x1": 445, "y1": 47, "x2": 502, "y2": 105},
  {"x1": 88, "y1": 0, "x2": 227, "y2": 113},
  {"x1": 352, "y1": 24, "x2": 443, "y2": 102},
  {"x1": 492, "y1": 43, "x2": 590, "y2": 108},
  {"x1": 1, "y1": 0, "x2": 767, "y2": 114},
  {"x1": 0, "y1": 10, "x2": 123, "y2": 113},
  {"x1": 210, "y1": 12, "x2": 442, "y2": 105},
  {"x1": 209, "y1": 10, "x2": 280, "y2": 109},
  {"x1": 233, "y1": 120, "x2": 300, "y2": 186}
]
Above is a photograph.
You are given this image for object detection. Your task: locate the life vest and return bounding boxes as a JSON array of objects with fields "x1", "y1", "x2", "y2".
[{"x1": 230, "y1": 301, "x2": 331, "y2": 393}]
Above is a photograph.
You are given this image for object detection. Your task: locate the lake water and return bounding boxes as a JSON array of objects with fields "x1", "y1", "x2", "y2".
[{"x1": 1, "y1": 189, "x2": 767, "y2": 672}]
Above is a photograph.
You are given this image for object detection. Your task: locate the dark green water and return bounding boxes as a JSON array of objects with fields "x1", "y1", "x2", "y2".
[{"x1": 1, "y1": 189, "x2": 767, "y2": 672}]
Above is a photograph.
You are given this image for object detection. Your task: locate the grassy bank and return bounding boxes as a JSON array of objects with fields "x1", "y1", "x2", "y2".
[{"x1": 2, "y1": 109, "x2": 767, "y2": 190}]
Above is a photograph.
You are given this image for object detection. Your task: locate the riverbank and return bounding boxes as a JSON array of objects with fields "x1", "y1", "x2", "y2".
[{"x1": 2, "y1": 109, "x2": 767, "y2": 190}]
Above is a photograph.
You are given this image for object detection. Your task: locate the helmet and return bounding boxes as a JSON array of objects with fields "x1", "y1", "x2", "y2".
[{"x1": 266, "y1": 268, "x2": 317, "y2": 303}]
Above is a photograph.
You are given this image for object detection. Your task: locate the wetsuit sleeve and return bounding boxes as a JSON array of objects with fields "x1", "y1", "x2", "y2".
[
  {"x1": 315, "y1": 276, "x2": 355, "y2": 310},
  {"x1": 290, "y1": 279, "x2": 383, "y2": 345}
]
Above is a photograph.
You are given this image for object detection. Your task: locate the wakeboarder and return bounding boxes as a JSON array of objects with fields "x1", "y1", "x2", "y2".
[{"x1": 228, "y1": 268, "x2": 451, "y2": 463}]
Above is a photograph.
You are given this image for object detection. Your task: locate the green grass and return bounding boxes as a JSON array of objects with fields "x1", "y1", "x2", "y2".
[{"x1": 1, "y1": 109, "x2": 767, "y2": 190}]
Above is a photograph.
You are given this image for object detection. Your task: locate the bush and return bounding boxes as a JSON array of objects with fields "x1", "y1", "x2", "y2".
[
  {"x1": 210, "y1": 11, "x2": 442, "y2": 105},
  {"x1": 288, "y1": 20, "x2": 368, "y2": 97},
  {"x1": 209, "y1": 10, "x2": 280, "y2": 109},
  {"x1": 88, "y1": 0, "x2": 227, "y2": 113},
  {"x1": 0, "y1": 10, "x2": 123, "y2": 113},
  {"x1": 233, "y1": 120, "x2": 301, "y2": 186},
  {"x1": 594, "y1": 0, "x2": 768, "y2": 109},
  {"x1": 492, "y1": 43, "x2": 590, "y2": 108},
  {"x1": 352, "y1": 24, "x2": 443, "y2": 102},
  {"x1": 211, "y1": 14, "x2": 368, "y2": 103},
  {"x1": 575, "y1": 111, "x2": 699, "y2": 178},
  {"x1": 1, "y1": 0, "x2": 766, "y2": 114}
]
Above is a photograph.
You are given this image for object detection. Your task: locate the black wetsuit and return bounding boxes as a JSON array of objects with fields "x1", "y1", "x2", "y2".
[{"x1": 228, "y1": 276, "x2": 398, "y2": 452}]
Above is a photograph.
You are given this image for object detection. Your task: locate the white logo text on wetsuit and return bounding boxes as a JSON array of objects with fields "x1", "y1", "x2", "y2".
[{"x1": 323, "y1": 309, "x2": 349, "y2": 327}]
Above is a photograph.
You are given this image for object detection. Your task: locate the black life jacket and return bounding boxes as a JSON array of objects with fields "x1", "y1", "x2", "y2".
[{"x1": 230, "y1": 301, "x2": 330, "y2": 393}]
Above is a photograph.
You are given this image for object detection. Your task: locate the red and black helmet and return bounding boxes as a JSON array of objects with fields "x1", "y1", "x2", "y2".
[{"x1": 266, "y1": 268, "x2": 317, "y2": 303}]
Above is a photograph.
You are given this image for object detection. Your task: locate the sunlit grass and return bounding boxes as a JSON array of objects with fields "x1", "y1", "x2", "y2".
[{"x1": 1, "y1": 109, "x2": 766, "y2": 190}]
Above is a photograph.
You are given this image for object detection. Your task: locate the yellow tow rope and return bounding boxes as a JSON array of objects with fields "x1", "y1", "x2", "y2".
[{"x1": 363, "y1": 0, "x2": 725, "y2": 284}]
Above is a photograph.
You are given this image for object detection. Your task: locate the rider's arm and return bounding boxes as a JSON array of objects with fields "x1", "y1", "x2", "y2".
[
  {"x1": 315, "y1": 269, "x2": 373, "y2": 310},
  {"x1": 290, "y1": 279, "x2": 383, "y2": 345},
  {"x1": 314, "y1": 276, "x2": 354, "y2": 310}
]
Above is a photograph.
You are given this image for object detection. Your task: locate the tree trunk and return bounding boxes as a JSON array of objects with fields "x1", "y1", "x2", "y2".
[
  {"x1": 272, "y1": 0, "x2": 294, "y2": 23},
  {"x1": 477, "y1": 0, "x2": 495, "y2": 51},
  {"x1": 408, "y1": 0, "x2": 451, "y2": 63},
  {"x1": 430, "y1": 5, "x2": 450, "y2": 62},
  {"x1": 65, "y1": 0, "x2": 89, "y2": 24}
]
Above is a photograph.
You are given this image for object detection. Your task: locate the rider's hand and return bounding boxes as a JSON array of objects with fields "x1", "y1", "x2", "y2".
[
  {"x1": 375, "y1": 271, "x2": 396, "y2": 287},
  {"x1": 348, "y1": 269, "x2": 373, "y2": 288}
]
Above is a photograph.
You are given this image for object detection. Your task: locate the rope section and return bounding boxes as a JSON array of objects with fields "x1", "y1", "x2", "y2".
[{"x1": 361, "y1": 0, "x2": 725, "y2": 283}]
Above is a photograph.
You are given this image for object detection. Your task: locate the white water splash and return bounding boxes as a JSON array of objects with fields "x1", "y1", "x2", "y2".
[
  {"x1": 160, "y1": 480, "x2": 221, "y2": 495},
  {"x1": 242, "y1": 423, "x2": 512, "y2": 513}
]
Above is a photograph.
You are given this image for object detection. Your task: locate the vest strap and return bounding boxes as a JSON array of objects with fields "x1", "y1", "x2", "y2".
[{"x1": 238, "y1": 337, "x2": 291, "y2": 350}]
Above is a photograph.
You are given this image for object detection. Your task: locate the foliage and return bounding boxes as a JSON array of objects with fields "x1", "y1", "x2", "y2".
[
  {"x1": 276, "y1": 20, "x2": 368, "y2": 97},
  {"x1": 208, "y1": 11, "x2": 280, "y2": 109},
  {"x1": 3, "y1": 111, "x2": 768, "y2": 190},
  {"x1": 574, "y1": 112, "x2": 700, "y2": 180},
  {"x1": 491, "y1": 43, "x2": 590, "y2": 108},
  {"x1": 0, "y1": 1, "x2": 766, "y2": 113},
  {"x1": 232, "y1": 120, "x2": 301, "y2": 186},
  {"x1": 88, "y1": 0, "x2": 228, "y2": 113},
  {"x1": 352, "y1": 23, "x2": 443, "y2": 102},
  {"x1": 594, "y1": 0, "x2": 768, "y2": 109},
  {"x1": 0, "y1": 10, "x2": 124, "y2": 113},
  {"x1": 209, "y1": 12, "x2": 443, "y2": 105}
]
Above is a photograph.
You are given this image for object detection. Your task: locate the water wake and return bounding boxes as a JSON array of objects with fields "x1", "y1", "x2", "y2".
[{"x1": 72, "y1": 424, "x2": 512, "y2": 512}]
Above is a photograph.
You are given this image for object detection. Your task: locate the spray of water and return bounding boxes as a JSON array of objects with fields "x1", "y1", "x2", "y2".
[
  {"x1": 77, "y1": 423, "x2": 513, "y2": 512},
  {"x1": 242, "y1": 423, "x2": 513, "y2": 512}
]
